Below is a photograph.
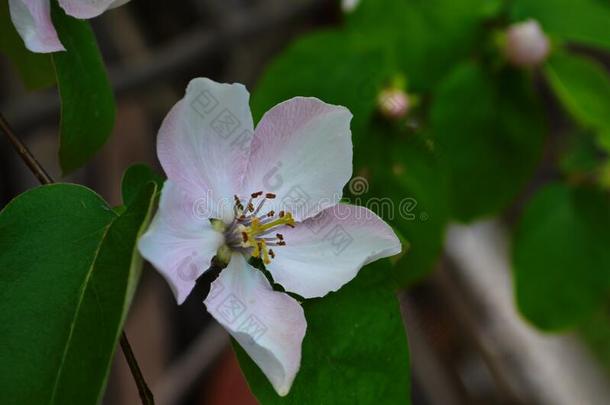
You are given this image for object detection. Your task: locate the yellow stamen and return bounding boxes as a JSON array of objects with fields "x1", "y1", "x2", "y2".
[
  {"x1": 237, "y1": 212, "x2": 294, "y2": 265},
  {"x1": 252, "y1": 212, "x2": 294, "y2": 234}
]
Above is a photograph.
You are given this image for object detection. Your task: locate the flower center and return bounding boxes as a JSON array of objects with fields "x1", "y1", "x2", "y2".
[{"x1": 223, "y1": 191, "x2": 295, "y2": 264}]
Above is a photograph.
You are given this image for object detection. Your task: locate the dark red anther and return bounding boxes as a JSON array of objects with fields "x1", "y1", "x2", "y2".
[
  {"x1": 265, "y1": 193, "x2": 276, "y2": 199},
  {"x1": 279, "y1": 210, "x2": 285, "y2": 218},
  {"x1": 266, "y1": 210, "x2": 275, "y2": 217}
]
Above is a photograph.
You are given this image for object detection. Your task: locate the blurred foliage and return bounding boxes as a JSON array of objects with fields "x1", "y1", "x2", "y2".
[
  {"x1": 345, "y1": 0, "x2": 492, "y2": 89},
  {"x1": 513, "y1": 183, "x2": 610, "y2": 330},
  {"x1": 431, "y1": 61, "x2": 545, "y2": 221},
  {"x1": 545, "y1": 52, "x2": 610, "y2": 152}
]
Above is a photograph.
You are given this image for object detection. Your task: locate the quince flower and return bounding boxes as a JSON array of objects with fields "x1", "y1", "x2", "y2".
[
  {"x1": 138, "y1": 78, "x2": 401, "y2": 395},
  {"x1": 8, "y1": 0, "x2": 130, "y2": 53}
]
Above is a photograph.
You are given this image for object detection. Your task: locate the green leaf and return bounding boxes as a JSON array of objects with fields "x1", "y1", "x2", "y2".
[
  {"x1": 51, "y1": 2, "x2": 116, "y2": 174},
  {"x1": 251, "y1": 30, "x2": 391, "y2": 133},
  {"x1": 431, "y1": 62, "x2": 546, "y2": 221},
  {"x1": 558, "y1": 130, "x2": 605, "y2": 177},
  {"x1": 0, "y1": 182, "x2": 157, "y2": 403},
  {"x1": 545, "y1": 52, "x2": 610, "y2": 144},
  {"x1": 354, "y1": 124, "x2": 449, "y2": 284},
  {"x1": 513, "y1": 183, "x2": 610, "y2": 330},
  {"x1": 389, "y1": 138, "x2": 449, "y2": 284},
  {"x1": 346, "y1": 0, "x2": 489, "y2": 90},
  {"x1": 511, "y1": 0, "x2": 610, "y2": 50},
  {"x1": 0, "y1": 2, "x2": 55, "y2": 89},
  {"x1": 121, "y1": 163, "x2": 164, "y2": 205},
  {"x1": 236, "y1": 260, "x2": 411, "y2": 403}
]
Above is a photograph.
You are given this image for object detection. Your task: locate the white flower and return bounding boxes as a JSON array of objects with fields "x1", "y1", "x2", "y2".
[
  {"x1": 138, "y1": 78, "x2": 401, "y2": 395},
  {"x1": 8, "y1": 0, "x2": 131, "y2": 53}
]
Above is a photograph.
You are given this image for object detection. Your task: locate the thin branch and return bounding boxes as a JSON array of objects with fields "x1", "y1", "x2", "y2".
[
  {"x1": 0, "y1": 113, "x2": 154, "y2": 404},
  {"x1": 120, "y1": 332, "x2": 155, "y2": 405},
  {"x1": 0, "y1": 114, "x2": 53, "y2": 185}
]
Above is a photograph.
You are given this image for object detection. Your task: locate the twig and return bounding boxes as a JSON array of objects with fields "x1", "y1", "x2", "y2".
[
  {"x1": 0, "y1": 114, "x2": 53, "y2": 184},
  {"x1": 120, "y1": 332, "x2": 155, "y2": 405},
  {"x1": 0, "y1": 113, "x2": 154, "y2": 405}
]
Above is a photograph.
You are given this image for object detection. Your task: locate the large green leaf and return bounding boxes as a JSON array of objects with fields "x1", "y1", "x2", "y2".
[
  {"x1": 345, "y1": 0, "x2": 489, "y2": 90},
  {"x1": 235, "y1": 260, "x2": 411, "y2": 404},
  {"x1": 545, "y1": 52, "x2": 610, "y2": 147},
  {"x1": 513, "y1": 183, "x2": 610, "y2": 330},
  {"x1": 51, "y1": 2, "x2": 116, "y2": 174},
  {"x1": 511, "y1": 0, "x2": 610, "y2": 50},
  {"x1": 0, "y1": 2, "x2": 55, "y2": 89},
  {"x1": 431, "y1": 62, "x2": 546, "y2": 221},
  {"x1": 0, "y1": 182, "x2": 157, "y2": 403}
]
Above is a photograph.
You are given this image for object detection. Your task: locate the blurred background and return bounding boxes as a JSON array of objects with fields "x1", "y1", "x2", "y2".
[{"x1": 1, "y1": 0, "x2": 609, "y2": 404}]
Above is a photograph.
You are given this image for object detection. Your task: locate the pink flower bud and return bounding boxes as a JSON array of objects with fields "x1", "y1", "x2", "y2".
[
  {"x1": 504, "y1": 19, "x2": 551, "y2": 68},
  {"x1": 341, "y1": 0, "x2": 360, "y2": 13},
  {"x1": 377, "y1": 88, "x2": 410, "y2": 120}
]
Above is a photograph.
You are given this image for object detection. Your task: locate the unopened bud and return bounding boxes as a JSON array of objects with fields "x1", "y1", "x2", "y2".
[
  {"x1": 504, "y1": 19, "x2": 550, "y2": 68},
  {"x1": 377, "y1": 88, "x2": 410, "y2": 120},
  {"x1": 341, "y1": 0, "x2": 360, "y2": 13}
]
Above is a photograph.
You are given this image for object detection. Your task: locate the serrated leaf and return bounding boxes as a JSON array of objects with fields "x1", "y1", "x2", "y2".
[
  {"x1": 431, "y1": 62, "x2": 546, "y2": 221},
  {"x1": 513, "y1": 183, "x2": 610, "y2": 330},
  {"x1": 0, "y1": 182, "x2": 157, "y2": 403},
  {"x1": 235, "y1": 260, "x2": 411, "y2": 403},
  {"x1": 50, "y1": 2, "x2": 115, "y2": 174}
]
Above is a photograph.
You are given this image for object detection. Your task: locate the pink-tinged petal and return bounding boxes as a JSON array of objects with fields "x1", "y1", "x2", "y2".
[
  {"x1": 138, "y1": 181, "x2": 224, "y2": 304},
  {"x1": 8, "y1": 0, "x2": 65, "y2": 53},
  {"x1": 57, "y1": 0, "x2": 130, "y2": 19},
  {"x1": 242, "y1": 97, "x2": 353, "y2": 221},
  {"x1": 205, "y1": 253, "x2": 306, "y2": 396},
  {"x1": 267, "y1": 204, "x2": 401, "y2": 298},
  {"x1": 158, "y1": 78, "x2": 254, "y2": 222}
]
